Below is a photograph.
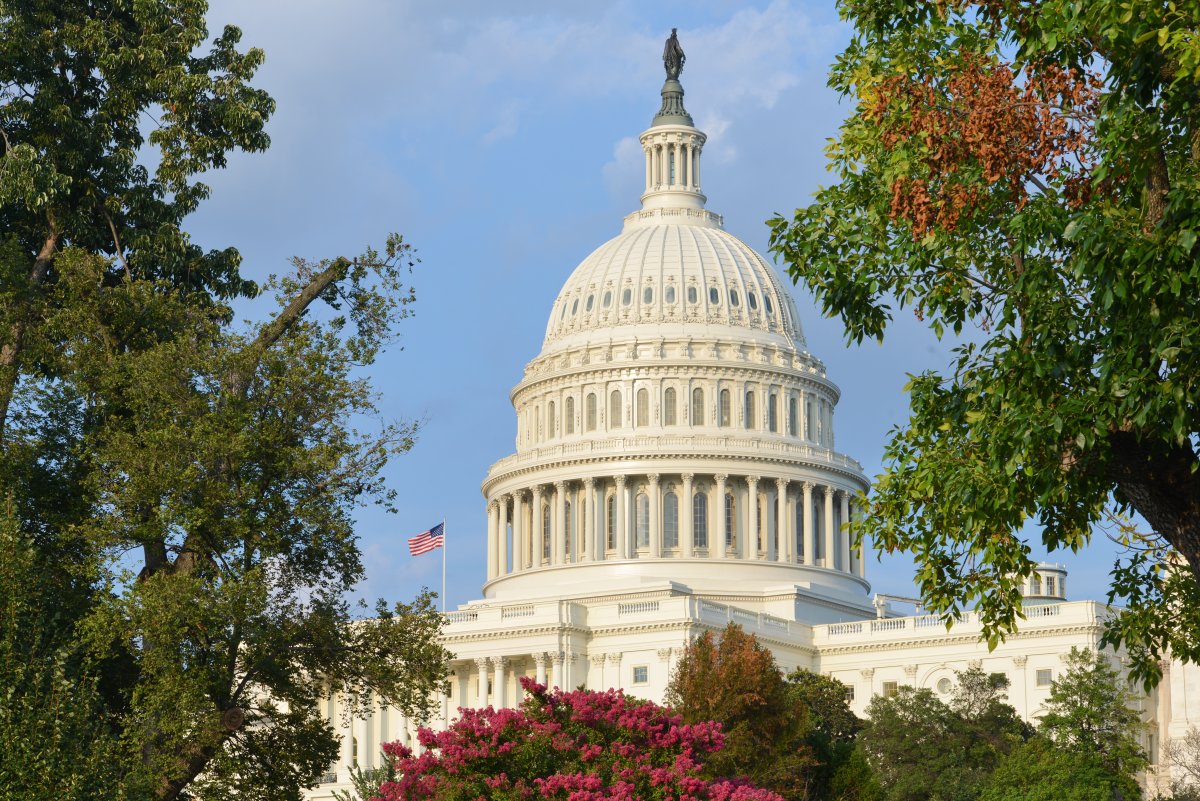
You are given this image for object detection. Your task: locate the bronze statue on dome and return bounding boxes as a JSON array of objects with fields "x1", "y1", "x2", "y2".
[{"x1": 663, "y1": 28, "x2": 685, "y2": 79}]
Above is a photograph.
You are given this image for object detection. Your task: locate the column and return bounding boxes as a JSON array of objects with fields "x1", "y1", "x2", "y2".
[
  {"x1": 475, "y1": 658, "x2": 489, "y2": 708},
  {"x1": 683, "y1": 144, "x2": 692, "y2": 189},
  {"x1": 746, "y1": 476, "x2": 760, "y2": 560},
  {"x1": 355, "y1": 702, "x2": 373, "y2": 769},
  {"x1": 659, "y1": 143, "x2": 668, "y2": 186},
  {"x1": 493, "y1": 657, "x2": 508, "y2": 709},
  {"x1": 339, "y1": 693, "x2": 353, "y2": 770},
  {"x1": 840, "y1": 490, "x2": 852, "y2": 572},
  {"x1": 531, "y1": 485, "x2": 544, "y2": 567},
  {"x1": 615, "y1": 475, "x2": 629, "y2": 559},
  {"x1": 694, "y1": 142, "x2": 701, "y2": 188},
  {"x1": 648, "y1": 474, "x2": 662, "y2": 558},
  {"x1": 802, "y1": 482, "x2": 815, "y2": 565},
  {"x1": 607, "y1": 653, "x2": 622, "y2": 688},
  {"x1": 514, "y1": 491, "x2": 528, "y2": 571},
  {"x1": 824, "y1": 485, "x2": 836, "y2": 569},
  {"x1": 799, "y1": 390, "x2": 808, "y2": 441},
  {"x1": 775, "y1": 478, "x2": 788, "y2": 563},
  {"x1": 534, "y1": 652, "x2": 548, "y2": 686},
  {"x1": 713, "y1": 474, "x2": 727, "y2": 559},
  {"x1": 590, "y1": 653, "x2": 607, "y2": 690},
  {"x1": 854, "y1": 500, "x2": 867, "y2": 578},
  {"x1": 553, "y1": 480, "x2": 566, "y2": 566},
  {"x1": 486, "y1": 501, "x2": 498, "y2": 581},
  {"x1": 585, "y1": 478, "x2": 601, "y2": 561},
  {"x1": 498, "y1": 495, "x2": 509, "y2": 577},
  {"x1": 681, "y1": 473, "x2": 694, "y2": 558},
  {"x1": 455, "y1": 664, "x2": 470, "y2": 713},
  {"x1": 551, "y1": 652, "x2": 565, "y2": 690},
  {"x1": 644, "y1": 146, "x2": 652, "y2": 191}
]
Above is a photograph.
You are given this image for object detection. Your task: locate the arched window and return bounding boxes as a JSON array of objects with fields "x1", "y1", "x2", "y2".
[
  {"x1": 663, "y1": 491, "x2": 679, "y2": 549},
  {"x1": 542, "y1": 503, "x2": 551, "y2": 562},
  {"x1": 719, "y1": 389, "x2": 731, "y2": 427},
  {"x1": 609, "y1": 390, "x2": 622, "y2": 429},
  {"x1": 805, "y1": 398, "x2": 814, "y2": 440},
  {"x1": 691, "y1": 387, "x2": 704, "y2": 425},
  {"x1": 744, "y1": 391, "x2": 756, "y2": 430},
  {"x1": 788, "y1": 396, "x2": 798, "y2": 436},
  {"x1": 606, "y1": 494, "x2": 617, "y2": 550},
  {"x1": 586, "y1": 393, "x2": 597, "y2": 432},
  {"x1": 768, "y1": 393, "x2": 778, "y2": 433},
  {"x1": 548, "y1": 401, "x2": 556, "y2": 438},
  {"x1": 564, "y1": 499, "x2": 573, "y2": 559},
  {"x1": 725, "y1": 492, "x2": 737, "y2": 551},
  {"x1": 535, "y1": 406, "x2": 542, "y2": 441},
  {"x1": 813, "y1": 495, "x2": 824, "y2": 560},
  {"x1": 693, "y1": 492, "x2": 708, "y2": 549},
  {"x1": 635, "y1": 492, "x2": 650, "y2": 549},
  {"x1": 663, "y1": 387, "x2": 677, "y2": 425},
  {"x1": 757, "y1": 496, "x2": 766, "y2": 555},
  {"x1": 636, "y1": 388, "x2": 649, "y2": 427},
  {"x1": 794, "y1": 498, "x2": 804, "y2": 562},
  {"x1": 565, "y1": 396, "x2": 575, "y2": 435}
]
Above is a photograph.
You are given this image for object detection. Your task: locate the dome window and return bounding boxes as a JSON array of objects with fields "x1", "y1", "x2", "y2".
[
  {"x1": 709, "y1": 287, "x2": 720, "y2": 305},
  {"x1": 748, "y1": 292, "x2": 758, "y2": 310},
  {"x1": 764, "y1": 295, "x2": 774, "y2": 315},
  {"x1": 571, "y1": 298, "x2": 579, "y2": 315},
  {"x1": 687, "y1": 286, "x2": 698, "y2": 304},
  {"x1": 603, "y1": 291, "x2": 613, "y2": 308},
  {"x1": 665, "y1": 286, "x2": 676, "y2": 304},
  {"x1": 643, "y1": 286, "x2": 653, "y2": 304},
  {"x1": 560, "y1": 304, "x2": 568, "y2": 320},
  {"x1": 622, "y1": 288, "x2": 632, "y2": 306},
  {"x1": 586, "y1": 294, "x2": 595, "y2": 312},
  {"x1": 730, "y1": 289, "x2": 740, "y2": 307}
]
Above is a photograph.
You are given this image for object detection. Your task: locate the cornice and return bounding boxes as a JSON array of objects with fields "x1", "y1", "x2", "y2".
[{"x1": 813, "y1": 623, "x2": 1104, "y2": 656}]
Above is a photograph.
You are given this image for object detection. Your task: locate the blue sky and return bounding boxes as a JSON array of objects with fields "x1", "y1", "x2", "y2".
[{"x1": 191, "y1": 0, "x2": 1123, "y2": 611}]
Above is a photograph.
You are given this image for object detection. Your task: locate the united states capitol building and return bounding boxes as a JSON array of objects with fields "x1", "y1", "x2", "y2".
[{"x1": 308, "y1": 45, "x2": 1197, "y2": 798}]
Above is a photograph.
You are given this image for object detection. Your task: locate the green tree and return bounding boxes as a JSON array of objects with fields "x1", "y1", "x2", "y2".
[
  {"x1": 0, "y1": 4, "x2": 451, "y2": 799},
  {"x1": 666, "y1": 624, "x2": 819, "y2": 799},
  {"x1": 978, "y1": 737, "x2": 1122, "y2": 801},
  {"x1": 1038, "y1": 647, "x2": 1146, "y2": 793},
  {"x1": 787, "y1": 669, "x2": 868, "y2": 801},
  {"x1": 767, "y1": 0, "x2": 1200, "y2": 684}
]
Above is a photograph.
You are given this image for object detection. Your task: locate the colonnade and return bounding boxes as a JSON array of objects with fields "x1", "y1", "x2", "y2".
[
  {"x1": 485, "y1": 473, "x2": 864, "y2": 582},
  {"x1": 644, "y1": 137, "x2": 701, "y2": 192}
]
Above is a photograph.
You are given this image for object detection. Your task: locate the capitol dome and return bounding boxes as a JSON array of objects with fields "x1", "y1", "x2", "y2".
[{"x1": 478, "y1": 64, "x2": 870, "y2": 617}]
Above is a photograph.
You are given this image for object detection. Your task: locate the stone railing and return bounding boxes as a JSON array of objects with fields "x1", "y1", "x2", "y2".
[{"x1": 813, "y1": 601, "x2": 1105, "y2": 645}]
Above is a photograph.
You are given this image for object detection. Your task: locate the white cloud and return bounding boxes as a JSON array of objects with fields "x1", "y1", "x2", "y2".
[
  {"x1": 601, "y1": 135, "x2": 643, "y2": 203},
  {"x1": 483, "y1": 100, "x2": 522, "y2": 144}
]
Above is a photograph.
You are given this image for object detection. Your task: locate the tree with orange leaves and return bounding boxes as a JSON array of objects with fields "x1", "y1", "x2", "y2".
[{"x1": 768, "y1": 1, "x2": 1200, "y2": 687}]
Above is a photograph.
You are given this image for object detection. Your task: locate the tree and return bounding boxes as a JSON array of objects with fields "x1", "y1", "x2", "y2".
[
  {"x1": 859, "y1": 668, "x2": 1026, "y2": 801},
  {"x1": 786, "y1": 669, "x2": 869, "y2": 801},
  {"x1": 767, "y1": 0, "x2": 1200, "y2": 684},
  {"x1": 1038, "y1": 647, "x2": 1146, "y2": 793},
  {"x1": 377, "y1": 677, "x2": 785, "y2": 801},
  {"x1": 666, "y1": 625, "x2": 820, "y2": 798},
  {"x1": 978, "y1": 737, "x2": 1121, "y2": 801},
  {"x1": 0, "y1": 4, "x2": 451, "y2": 798}
]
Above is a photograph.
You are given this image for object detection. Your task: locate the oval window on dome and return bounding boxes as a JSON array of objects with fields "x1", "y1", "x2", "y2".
[
  {"x1": 764, "y1": 295, "x2": 773, "y2": 315},
  {"x1": 571, "y1": 298, "x2": 579, "y2": 315},
  {"x1": 730, "y1": 289, "x2": 740, "y2": 307},
  {"x1": 586, "y1": 294, "x2": 595, "y2": 312},
  {"x1": 622, "y1": 288, "x2": 632, "y2": 306},
  {"x1": 748, "y1": 292, "x2": 758, "y2": 310},
  {"x1": 709, "y1": 287, "x2": 720, "y2": 305},
  {"x1": 643, "y1": 287, "x2": 653, "y2": 304},
  {"x1": 603, "y1": 290, "x2": 612, "y2": 308},
  {"x1": 665, "y1": 286, "x2": 676, "y2": 304},
  {"x1": 561, "y1": 303, "x2": 568, "y2": 319},
  {"x1": 688, "y1": 286, "x2": 698, "y2": 304}
]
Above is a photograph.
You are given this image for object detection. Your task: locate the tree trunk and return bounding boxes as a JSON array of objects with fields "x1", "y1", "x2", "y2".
[{"x1": 0, "y1": 232, "x2": 59, "y2": 442}]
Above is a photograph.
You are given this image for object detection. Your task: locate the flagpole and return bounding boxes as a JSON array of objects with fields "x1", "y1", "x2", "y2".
[{"x1": 441, "y1": 518, "x2": 447, "y2": 614}]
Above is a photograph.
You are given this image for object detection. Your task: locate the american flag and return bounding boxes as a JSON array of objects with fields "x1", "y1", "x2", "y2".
[{"x1": 408, "y1": 522, "x2": 445, "y2": 556}]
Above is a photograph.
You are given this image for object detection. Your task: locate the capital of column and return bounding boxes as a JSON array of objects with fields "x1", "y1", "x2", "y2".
[
  {"x1": 802, "y1": 481, "x2": 814, "y2": 493},
  {"x1": 606, "y1": 653, "x2": 622, "y2": 665},
  {"x1": 614, "y1": 474, "x2": 627, "y2": 488},
  {"x1": 492, "y1": 656, "x2": 508, "y2": 669},
  {"x1": 903, "y1": 664, "x2": 918, "y2": 678},
  {"x1": 823, "y1": 484, "x2": 834, "y2": 499},
  {"x1": 590, "y1": 653, "x2": 607, "y2": 666},
  {"x1": 681, "y1": 472, "x2": 694, "y2": 483},
  {"x1": 553, "y1": 480, "x2": 566, "y2": 492},
  {"x1": 475, "y1": 657, "x2": 489, "y2": 671},
  {"x1": 552, "y1": 651, "x2": 566, "y2": 666},
  {"x1": 656, "y1": 648, "x2": 673, "y2": 661},
  {"x1": 648, "y1": 473, "x2": 660, "y2": 487},
  {"x1": 747, "y1": 475, "x2": 759, "y2": 488},
  {"x1": 714, "y1": 473, "x2": 727, "y2": 484},
  {"x1": 776, "y1": 477, "x2": 789, "y2": 491},
  {"x1": 860, "y1": 667, "x2": 875, "y2": 679},
  {"x1": 583, "y1": 476, "x2": 596, "y2": 490},
  {"x1": 1013, "y1": 655, "x2": 1028, "y2": 669},
  {"x1": 531, "y1": 484, "x2": 543, "y2": 499},
  {"x1": 533, "y1": 652, "x2": 548, "y2": 669}
]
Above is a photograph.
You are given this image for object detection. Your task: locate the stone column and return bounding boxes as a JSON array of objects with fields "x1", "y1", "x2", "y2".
[
  {"x1": 684, "y1": 144, "x2": 693, "y2": 189},
  {"x1": 514, "y1": 490, "x2": 528, "y2": 571},
  {"x1": 551, "y1": 652, "x2": 565, "y2": 690},
  {"x1": 648, "y1": 474, "x2": 662, "y2": 558},
  {"x1": 802, "y1": 482, "x2": 815, "y2": 565},
  {"x1": 339, "y1": 693, "x2": 354, "y2": 770},
  {"x1": 590, "y1": 653, "x2": 607, "y2": 690},
  {"x1": 615, "y1": 475, "x2": 629, "y2": 559},
  {"x1": 455, "y1": 664, "x2": 470, "y2": 713},
  {"x1": 355, "y1": 701, "x2": 373, "y2": 769},
  {"x1": 498, "y1": 495, "x2": 510, "y2": 577},
  {"x1": 493, "y1": 657, "x2": 508, "y2": 709},
  {"x1": 553, "y1": 480, "x2": 566, "y2": 566},
  {"x1": 607, "y1": 652, "x2": 622, "y2": 687},
  {"x1": 584, "y1": 477, "x2": 601, "y2": 561},
  {"x1": 824, "y1": 485, "x2": 836, "y2": 569},
  {"x1": 534, "y1": 652, "x2": 548, "y2": 686},
  {"x1": 681, "y1": 473, "x2": 694, "y2": 557},
  {"x1": 713, "y1": 474, "x2": 727, "y2": 559},
  {"x1": 746, "y1": 476, "x2": 760, "y2": 560},
  {"x1": 840, "y1": 491, "x2": 852, "y2": 572},
  {"x1": 486, "y1": 501, "x2": 498, "y2": 581},
  {"x1": 644, "y1": 146, "x2": 652, "y2": 191},
  {"x1": 531, "y1": 485, "x2": 544, "y2": 567},
  {"x1": 854, "y1": 499, "x2": 867, "y2": 578},
  {"x1": 776, "y1": 478, "x2": 789, "y2": 563},
  {"x1": 475, "y1": 658, "x2": 489, "y2": 708}
]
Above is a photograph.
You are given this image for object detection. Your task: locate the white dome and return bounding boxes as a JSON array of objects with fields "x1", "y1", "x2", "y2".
[{"x1": 542, "y1": 211, "x2": 806, "y2": 354}]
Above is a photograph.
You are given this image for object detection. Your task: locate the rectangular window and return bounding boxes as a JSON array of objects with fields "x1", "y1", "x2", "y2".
[
  {"x1": 633, "y1": 666, "x2": 649, "y2": 684},
  {"x1": 882, "y1": 681, "x2": 899, "y2": 698},
  {"x1": 1036, "y1": 669, "x2": 1053, "y2": 687},
  {"x1": 1045, "y1": 576, "x2": 1056, "y2": 596}
]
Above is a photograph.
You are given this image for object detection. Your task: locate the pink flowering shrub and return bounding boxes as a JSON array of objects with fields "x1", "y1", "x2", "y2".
[{"x1": 374, "y1": 677, "x2": 784, "y2": 801}]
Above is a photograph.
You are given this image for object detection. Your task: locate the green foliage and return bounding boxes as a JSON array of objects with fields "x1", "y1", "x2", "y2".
[
  {"x1": 787, "y1": 669, "x2": 867, "y2": 801},
  {"x1": 331, "y1": 760, "x2": 395, "y2": 801},
  {"x1": 979, "y1": 737, "x2": 1123, "y2": 801},
  {"x1": 1038, "y1": 647, "x2": 1146, "y2": 792},
  {"x1": 768, "y1": 0, "x2": 1200, "y2": 685},
  {"x1": 859, "y1": 667, "x2": 1027, "y2": 801}
]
